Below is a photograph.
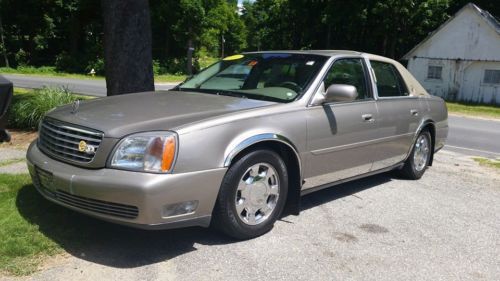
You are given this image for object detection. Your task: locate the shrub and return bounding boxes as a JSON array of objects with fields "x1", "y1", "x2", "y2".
[
  {"x1": 85, "y1": 57, "x2": 105, "y2": 76},
  {"x1": 152, "y1": 59, "x2": 161, "y2": 75},
  {"x1": 0, "y1": 66, "x2": 57, "y2": 75},
  {"x1": 8, "y1": 87, "x2": 80, "y2": 130},
  {"x1": 55, "y1": 52, "x2": 80, "y2": 73}
]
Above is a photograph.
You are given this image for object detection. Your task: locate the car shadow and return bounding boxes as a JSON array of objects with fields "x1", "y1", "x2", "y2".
[
  {"x1": 300, "y1": 172, "x2": 393, "y2": 211},
  {"x1": 16, "y1": 171, "x2": 393, "y2": 269},
  {"x1": 15, "y1": 184, "x2": 235, "y2": 269}
]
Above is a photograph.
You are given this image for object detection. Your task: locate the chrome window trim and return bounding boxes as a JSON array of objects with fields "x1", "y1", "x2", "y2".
[
  {"x1": 307, "y1": 55, "x2": 372, "y2": 107},
  {"x1": 367, "y1": 59, "x2": 413, "y2": 99}
]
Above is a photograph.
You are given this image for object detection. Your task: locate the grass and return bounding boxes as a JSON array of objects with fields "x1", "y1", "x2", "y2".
[
  {"x1": 8, "y1": 87, "x2": 86, "y2": 130},
  {"x1": 0, "y1": 159, "x2": 25, "y2": 167},
  {"x1": 0, "y1": 66, "x2": 186, "y2": 82},
  {"x1": 473, "y1": 157, "x2": 500, "y2": 169},
  {"x1": 0, "y1": 174, "x2": 61, "y2": 275},
  {"x1": 446, "y1": 102, "x2": 500, "y2": 119},
  {"x1": 155, "y1": 74, "x2": 186, "y2": 83},
  {"x1": 0, "y1": 66, "x2": 100, "y2": 80}
]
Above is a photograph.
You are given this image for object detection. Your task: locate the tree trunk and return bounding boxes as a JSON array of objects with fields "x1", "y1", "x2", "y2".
[
  {"x1": 101, "y1": 0, "x2": 154, "y2": 96},
  {"x1": 0, "y1": 15, "x2": 9, "y2": 68}
]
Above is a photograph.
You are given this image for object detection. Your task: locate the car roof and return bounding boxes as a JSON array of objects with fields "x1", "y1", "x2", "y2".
[
  {"x1": 243, "y1": 50, "x2": 362, "y2": 57},
  {"x1": 242, "y1": 50, "x2": 397, "y2": 62}
]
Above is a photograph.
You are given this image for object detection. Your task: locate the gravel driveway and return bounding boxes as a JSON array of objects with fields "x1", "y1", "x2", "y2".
[{"x1": 2, "y1": 150, "x2": 499, "y2": 281}]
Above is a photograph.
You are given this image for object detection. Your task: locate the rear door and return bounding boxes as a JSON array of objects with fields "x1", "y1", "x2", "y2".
[
  {"x1": 369, "y1": 60, "x2": 422, "y2": 171},
  {"x1": 303, "y1": 58, "x2": 379, "y2": 189}
]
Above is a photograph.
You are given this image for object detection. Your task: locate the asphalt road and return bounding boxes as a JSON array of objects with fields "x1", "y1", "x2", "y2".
[
  {"x1": 0, "y1": 74, "x2": 178, "y2": 97},
  {"x1": 2, "y1": 150, "x2": 498, "y2": 281},
  {"x1": 2, "y1": 74, "x2": 499, "y2": 158},
  {"x1": 446, "y1": 115, "x2": 500, "y2": 158}
]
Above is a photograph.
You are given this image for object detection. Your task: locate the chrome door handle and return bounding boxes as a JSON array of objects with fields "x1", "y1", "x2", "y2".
[
  {"x1": 362, "y1": 114, "x2": 374, "y2": 122},
  {"x1": 410, "y1": 109, "x2": 419, "y2": 116}
]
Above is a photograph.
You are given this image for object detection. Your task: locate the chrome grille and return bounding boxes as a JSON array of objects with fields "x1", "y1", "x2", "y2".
[
  {"x1": 55, "y1": 190, "x2": 139, "y2": 219},
  {"x1": 38, "y1": 119, "x2": 103, "y2": 163}
]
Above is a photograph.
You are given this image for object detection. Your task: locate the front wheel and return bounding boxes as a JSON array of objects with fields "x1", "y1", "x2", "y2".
[
  {"x1": 399, "y1": 130, "x2": 432, "y2": 180},
  {"x1": 212, "y1": 149, "x2": 288, "y2": 240}
]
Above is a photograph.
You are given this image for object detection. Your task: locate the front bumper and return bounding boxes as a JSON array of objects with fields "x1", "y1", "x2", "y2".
[{"x1": 26, "y1": 142, "x2": 227, "y2": 230}]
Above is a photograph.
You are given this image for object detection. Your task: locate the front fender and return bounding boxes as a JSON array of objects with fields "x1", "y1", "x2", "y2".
[{"x1": 223, "y1": 133, "x2": 301, "y2": 169}]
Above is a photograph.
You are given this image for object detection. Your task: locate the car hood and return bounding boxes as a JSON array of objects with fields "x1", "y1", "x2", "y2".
[{"x1": 46, "y1": 91, "x2": 276, "y2": 138}]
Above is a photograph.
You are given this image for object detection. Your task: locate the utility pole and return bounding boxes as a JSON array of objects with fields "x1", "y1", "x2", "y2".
[
  {"x1": 221, "y1": 33, "x2": 225, "y2": 58},
  {"x1": 186, "y1": 45, "x2": 194, "y2": 76}
]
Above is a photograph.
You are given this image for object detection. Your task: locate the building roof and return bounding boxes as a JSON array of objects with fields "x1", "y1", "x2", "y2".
[{"x1": 402, "y1": 3, "x2": 500, "y2": 60}]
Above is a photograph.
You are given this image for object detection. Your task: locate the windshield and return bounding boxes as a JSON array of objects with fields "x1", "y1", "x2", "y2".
[{"x1": 177, "y1": 53, "x2": 328, "y2": 103}]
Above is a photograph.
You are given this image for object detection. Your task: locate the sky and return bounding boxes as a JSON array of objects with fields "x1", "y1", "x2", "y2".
[{"x1": 237, "y1": 0, "x2": 255, "y2": 5}]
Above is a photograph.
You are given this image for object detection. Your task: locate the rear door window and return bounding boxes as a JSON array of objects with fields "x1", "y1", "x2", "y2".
[{"x1": 370, "y1": 61, "x2": 409, "y2": 97}]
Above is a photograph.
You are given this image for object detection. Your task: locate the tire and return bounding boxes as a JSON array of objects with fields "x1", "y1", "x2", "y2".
[
  {"x1": 0, "y1": 129, "x2": 10, "y2": 143},
  {"x1": 212, "y1": 149, "x2": 288, "y2": 240},
  {"x1": 399, "y1": 130, "x2": 432, "y2": 180}
]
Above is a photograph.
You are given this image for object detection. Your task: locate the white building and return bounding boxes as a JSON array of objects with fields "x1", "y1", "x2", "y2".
[{"x1": 403, "y1": 3, "x2": 500, "y2": 105}]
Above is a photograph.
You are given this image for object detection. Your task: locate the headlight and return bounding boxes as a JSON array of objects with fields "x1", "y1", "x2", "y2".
[{"x1": 110, "y1": 131, "x2": 177, "y2": 173}]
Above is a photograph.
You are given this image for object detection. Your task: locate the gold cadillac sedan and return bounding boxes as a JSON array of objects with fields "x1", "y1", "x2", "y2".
[{"x1": 27, "y1": 51, "x2": 448, "y2": 239}]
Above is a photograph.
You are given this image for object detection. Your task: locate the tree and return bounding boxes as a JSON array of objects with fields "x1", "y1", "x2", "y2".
[
  {"x1": 101, "y1": 0, "x2": 154, "y2": 95},
  {"x1": 0, "y1": 14, "x2": 8, "y2": 67},
  {"x1": 202, "y1": 0, "x2": 246, "y2": 57}
]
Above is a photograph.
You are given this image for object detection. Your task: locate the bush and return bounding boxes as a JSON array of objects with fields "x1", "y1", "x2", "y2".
[
  {"x1": 8, "y1": 87, "x2": 80, "y2": 130},
  {"x1": 0, "y1": 66, "x2": 57, "y2": 75},
  {"x1": 152, "y1": 59, "x2": 161, "y2": 75},
  {"x1": 55, "y1": 52, "x2": 77, "y2": 73},
  {"x1": 85, "y1": 57, "x2": 105, "y2": 76}
]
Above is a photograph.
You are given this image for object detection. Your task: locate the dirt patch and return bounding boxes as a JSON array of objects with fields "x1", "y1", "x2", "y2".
[
  {"x1": 0, "y1": 130, "x2": 37, "y2": 150},
  {"x1": 359, "y1": 224, "x2": 389, "y2": 234},
  {"x1": 334, "y1": 232, "x2": 358, "y2": 243}
]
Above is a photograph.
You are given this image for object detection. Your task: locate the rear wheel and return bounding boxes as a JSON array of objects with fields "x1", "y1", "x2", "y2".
[
  {"x1": 400, "y1": 130, "x2": 432, "y2": 180},
  {"x1": 212, "y1": 149, "x2": 288, "y2": 240}
]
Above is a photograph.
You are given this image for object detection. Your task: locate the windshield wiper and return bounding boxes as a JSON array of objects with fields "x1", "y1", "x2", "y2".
[
  {"x1": 215, "y1": 90, "x2": 248, "y2": 99},
  {"x1": 176, "y1": 88, "x2": 285, "y2": 103},
  {"x1": 178, "y1": 88, "x2": 247, "y2": 98}
]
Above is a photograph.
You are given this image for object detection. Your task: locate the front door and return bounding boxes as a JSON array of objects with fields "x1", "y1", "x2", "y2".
[{"x1": 303, "y1": 58, "x2": 379, "y2": 190}]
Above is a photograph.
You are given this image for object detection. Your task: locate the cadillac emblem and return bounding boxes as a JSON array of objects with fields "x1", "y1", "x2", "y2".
[
  {"x1": 71, "y1": 100, "x2": 80, "y2": 114},
  {"x1": 78, "y1": 140, "x2": 96, "y2": 154},
  {"x1": 78, "y1": 140, "x2": 87, "y2": 152}
]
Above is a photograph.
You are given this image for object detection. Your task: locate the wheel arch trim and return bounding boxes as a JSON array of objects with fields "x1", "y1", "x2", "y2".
[
  {"x1": 404, "y1": 119, "x2": 436, "y2": 162},
  {"x1": 223, "y1": 133, "x2": 302, "y2": 176}
]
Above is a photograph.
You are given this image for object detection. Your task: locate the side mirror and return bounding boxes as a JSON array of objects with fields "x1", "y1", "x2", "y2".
[{"x1": 324, "y1": 84, "x2": 358, "y2": 103}]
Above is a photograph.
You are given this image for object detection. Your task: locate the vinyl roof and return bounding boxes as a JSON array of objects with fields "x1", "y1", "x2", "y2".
[{"x1": 243, "y1": 50, "x2": 363, "y2": 57}]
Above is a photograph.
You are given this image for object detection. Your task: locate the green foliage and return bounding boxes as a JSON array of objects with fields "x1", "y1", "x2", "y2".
[
  {"x1": 241, "y1": 0, "x2": 454, "y2": 58},
  {"x1": 0, "y1": 66, "x2": 58, "y2": 75},
  {"x1": 8, "y1": 87, "x2": 81, "y2": 130},
  {"x1": 85, "y1": 57, "x2": 105, "y2": 75},
  {"x1": 0, "y1": 0, "x2": 496, "y2": 74}
]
